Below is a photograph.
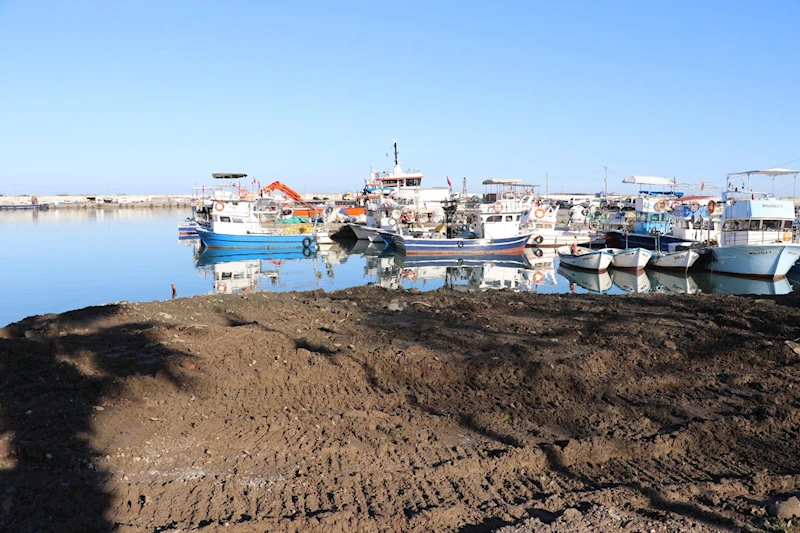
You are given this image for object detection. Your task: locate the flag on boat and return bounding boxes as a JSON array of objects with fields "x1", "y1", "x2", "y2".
[
  {"x1": 673, "y1": 176, "x2": 677, "y2": 185},
  {"x1": 701, "y1": 180, "x2": 705, "y2": 191},
  {"x1": 252, "y1": 177, "x2": 256, "y2": 184},
  {"x1": 446, "y1": 176, "x2": 452, "y2": 186},
  {"x1": 386, "y1": 152, "x2": 388, "y2": 158}
]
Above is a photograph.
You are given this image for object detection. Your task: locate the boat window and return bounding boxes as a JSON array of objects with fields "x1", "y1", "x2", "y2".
[
  {"x1": 505, "y1": 215, "x2": 514, "y2": 222},
  {"x1": 763, "y1": 220, "x2": 782, "y2": 230},
  {"x1": 220, "y1": 216, "x2": 231, "y2": 222},
  {"x1": 486, "y1": 215, "x2": 503, "y2": 222},
  {"x1": 784, "y1": 220, "x2": 794, "y2": 229},
  {"x1": 650, "y1": 214, "x2": 660, "y2": 222},
  {"x1": 749, "y1": 220, "x2": 761, "y2": 230}
]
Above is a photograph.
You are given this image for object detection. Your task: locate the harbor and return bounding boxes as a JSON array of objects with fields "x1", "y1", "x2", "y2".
[{"x1": 4, "y1": 0, "x2": 800, "y2": 529}]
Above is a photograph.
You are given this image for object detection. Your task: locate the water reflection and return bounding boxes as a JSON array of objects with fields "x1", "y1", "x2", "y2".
[
  {"x1": 557, "y1": 265, "x2": 613, "y2": 294},
  {"x1": 610, "y1": 269, "x2": 652, "y2": 294},
  {"x1": 646, "y1": 270, "x2": 700, "y2": 294}
]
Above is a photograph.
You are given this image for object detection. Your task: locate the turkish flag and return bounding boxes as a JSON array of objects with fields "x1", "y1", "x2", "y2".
[{"x1": 446, "y1": 176, "x2": 452, "y2": 186}]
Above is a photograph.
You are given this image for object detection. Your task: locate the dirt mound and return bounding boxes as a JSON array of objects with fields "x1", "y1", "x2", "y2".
[{"x1": 2, "y1": 288, "x2": 800, "y2": 532}]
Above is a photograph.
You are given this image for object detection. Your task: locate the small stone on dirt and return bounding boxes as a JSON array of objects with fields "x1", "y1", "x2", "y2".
[
  {"x1": 769, "y1": 496, "x2": 800, "y2": 519},
  {"x1": 180, "y1": 358, "x2": 196, "y2": 370}
]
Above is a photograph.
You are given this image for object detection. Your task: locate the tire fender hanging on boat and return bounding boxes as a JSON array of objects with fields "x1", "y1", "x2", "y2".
[
  {"x1": 457, "y1": 240, "x2": 464, "y2": 248},
  {"x1": 302, "y1": 237, "x2": 312, "y2": 248}
]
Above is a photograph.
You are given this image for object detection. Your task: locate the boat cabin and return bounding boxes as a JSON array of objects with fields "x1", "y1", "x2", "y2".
[{"x1": 719, "y1": 191, "x2": 795, "y2": 246}]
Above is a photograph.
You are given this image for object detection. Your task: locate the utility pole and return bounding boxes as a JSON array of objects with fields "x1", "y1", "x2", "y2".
[{"x1": 601, "y1": 166, "x2": 608, "y2": 197}]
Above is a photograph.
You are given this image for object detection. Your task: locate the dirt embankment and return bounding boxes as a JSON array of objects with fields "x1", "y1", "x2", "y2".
[{"x1": 2, "y1": 288, "x2": 800, "y2": 532}]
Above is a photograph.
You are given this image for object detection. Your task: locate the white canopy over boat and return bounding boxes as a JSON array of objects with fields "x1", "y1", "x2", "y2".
[
  {"x1": 622, "y1": 175, "x2": 675, "y2": 186},
  {"x1": 727, "y1": 168, "x2": 799, "y2": 177}
]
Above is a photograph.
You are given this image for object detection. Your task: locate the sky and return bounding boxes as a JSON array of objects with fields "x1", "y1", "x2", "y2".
[{"x1": 1, "y1": 0, "x2": 799, "y2": 198}]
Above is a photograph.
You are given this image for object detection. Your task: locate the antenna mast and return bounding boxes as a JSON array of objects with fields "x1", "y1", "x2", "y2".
[{"x1": 393, "y1": 139, "x2": 399, "y2": 167}]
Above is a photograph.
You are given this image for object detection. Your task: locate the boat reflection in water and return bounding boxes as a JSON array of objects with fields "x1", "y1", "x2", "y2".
[
  {"x1": 556, "y1": 264, "x2": 613, "y2": 294},
  {"x1": 646, "y1": 269, "x2": 792, "y2": 295},
  {"x1": 693, "y1": 272, "x2": 792, "y2": 295},
  {"x1": 610, "y1": 269, "x2": 652, "y2": 294},
  {"x1": 386, "y1": 253, "x2": 538, "y2": 292},
  {"x1": 195, "y1": 243, "x2": 347, "y2": 294}
]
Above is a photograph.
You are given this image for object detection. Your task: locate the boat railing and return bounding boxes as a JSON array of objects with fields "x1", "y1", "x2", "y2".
[{"x1": 720, "y1": 230, "x2": 792, "y2": 246}]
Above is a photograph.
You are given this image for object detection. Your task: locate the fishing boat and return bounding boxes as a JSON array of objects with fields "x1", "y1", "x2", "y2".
[
  {"x1": 556, "y1": 244, "x2": 614, "y2": 272},
  {"x1": 347, "y1": 141, "x2": 449, "y2": 240},
  {"x1": 703, "y1": 171, "x2": 800, "y2": 279},
  {"x1": 648, "y1": 247, "x2": 701, "y2": 272},
  {"x1": 605, "y1": 175, "x2": 694, "y2": 251},
  {"x1": 392, "y1": 197, "x2": 534, "y2": 256},
  {"x1": 521, "y1": 202, "x2": 600, "y2": 247},
  {"x1": 605, "y1": 247, "x2": 652, "y2": 270},
  {"x1": 195, "y1": 173, "x2": 330, "y2": 250}
]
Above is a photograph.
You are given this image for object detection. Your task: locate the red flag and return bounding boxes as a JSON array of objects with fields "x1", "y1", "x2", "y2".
[
  {"x1": 446, "y1": 176, "x2": 452, "y2": 186},
  {"x1": 673, "y1": 176, "x2": 677, "y2": 185},
  {"x1": 252, "y1": 177, "x2": 256, "y2": 185},
  {"x1": 701, "y1": 180, "x2": 705, "y2": 191}
]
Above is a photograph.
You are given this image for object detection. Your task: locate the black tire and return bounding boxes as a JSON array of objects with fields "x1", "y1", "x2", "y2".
[
  {"x1": 302, "y1": 237, "x2": 312, "y2": 248},
  {"x1": 534, "y1": 235, "x2": 544, "y2": 244},
  {"x1": 534, "y1": 248, "x2": 543, "y2": 257},
  {"x1": 457, "y1": 240, "x2": 464, "y2": 248}
]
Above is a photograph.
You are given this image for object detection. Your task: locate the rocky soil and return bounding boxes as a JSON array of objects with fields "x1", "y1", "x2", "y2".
[{"x1": 3, "y1": 287, "x2": 800, "y2": 532}]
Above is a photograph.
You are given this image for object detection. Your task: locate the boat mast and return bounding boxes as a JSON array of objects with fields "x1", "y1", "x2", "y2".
[{"x1": 393, "y1": 140, "x2": 399, "y2": 167}]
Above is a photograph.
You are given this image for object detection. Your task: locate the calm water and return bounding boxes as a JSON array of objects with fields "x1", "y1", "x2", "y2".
[{"x1": 2, "y1": 207, "x2": 799, "y2": 327}]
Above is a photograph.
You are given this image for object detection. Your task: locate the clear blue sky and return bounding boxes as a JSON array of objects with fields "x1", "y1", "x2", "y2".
[{"x1": 1, "y1": 1, "x2": 798, "y2": 197}]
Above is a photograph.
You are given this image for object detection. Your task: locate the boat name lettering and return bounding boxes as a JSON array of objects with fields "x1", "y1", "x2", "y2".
[
  {"x1": 747, "y1": 251, "x2": 773, "y2": 255},
  {"x1": 760, "y1": 204, "x2": 782, "y2": 208}
]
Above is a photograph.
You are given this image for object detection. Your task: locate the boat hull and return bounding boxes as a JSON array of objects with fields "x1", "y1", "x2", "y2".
[
  {"x1": 648, "y1": 250, "x2": 700, "y2": 272},
  {"x1": 197, "y1": 227, "x2": 316, "y2": 250},
  {"x1": 394, "y1": 234, "x2": 531, "y2": 256},
  {"x1": 703, "y1": 244, "x2": 800, "y2": 279},
  {"x1": 348, "y1": 224, "x2": 386, "y2": 242},
  {"x1": 607, "y1": 248, "x2": 652, "y2": 270},
  {"x1": 556, "y1": 246, "x2": 614, "y2": 272},
  {"x1": 605, "y1": 231, "x2": 691, "y2": 251}
]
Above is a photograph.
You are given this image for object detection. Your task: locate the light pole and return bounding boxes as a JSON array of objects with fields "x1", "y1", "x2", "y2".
[{"x1": 601, "y1": 166, "x2": 608, "y2": 197}]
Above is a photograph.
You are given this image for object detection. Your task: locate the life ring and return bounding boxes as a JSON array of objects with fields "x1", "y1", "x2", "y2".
[
  {"x1": 493, "y1": 202, "x2": 502, "y2": 214},
  {"x1": 654, "y1": 200, "x2": 667, "y2": 212},
  {"x1": 217, "y1": 283, "x2": 227, "y2": 292},
  {"x1": 406, "y1": 209, "x2": 416, "y2": 221},
  {"x1": 533, "y1": 271, "x2": 545, "y2": 284},
  {"x1": 238, "y1": 188, "x2": 248, "y2": 199},
  {"x1": 405, "y1": 270, "x2": 416, "y2": 281},
  {"x1": 582, "y1": 208, "x2": 589, "y2": 217},
  {"x1": 707, "y1": 200, "x2": 717, "y2": 213},
  {"x1": 302, "y1": 246, "x2": 312, "y2": 257},
  {"x1": 534, "y1": 248, "x2": 544, "y2": 257},
  {"x1": 534, "y1": 235, "x2": 544, "y2": 245},
  {"x1": 534, "y1": 208, "x2": 546, "y2": 219},
  {"x1": 302, "y1": 236, "x2": 312, "y2": 248},
  {"x1": 214, "y1": 201, "x2": 225, "y2": 212},
  {"x1": 391, "y1": 209, "x2": 401, "y2": 220},
  {"x1": 457, "y1": 240, "x2": 464, "y2": 248},
  {"x1": 671, "y1": 200, "x2": 683, "y2": 210},
  {"x1": 690, "y1": 202, "x2": 701, "y2": 213}
]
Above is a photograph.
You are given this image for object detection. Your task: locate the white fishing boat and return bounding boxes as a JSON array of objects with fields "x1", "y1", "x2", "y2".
[
  {"x1": 605, "y1": 247, "x2": 652, "y2": 270},
  {"x1": 522, "y1": 203, "x2": 600, "y2": 247},
  {"x1": 348, "y1": 141, "x2": 449, "y2": 240},
  {"x1": 703, "y1": 170, "x2": 800, "y2": 279},
  {"x1": 648, "y1": 247, "x2": 701, "y2": 272},
  {"x1": 556, "y1": 245, "x2": 614, "y2": 271}
]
